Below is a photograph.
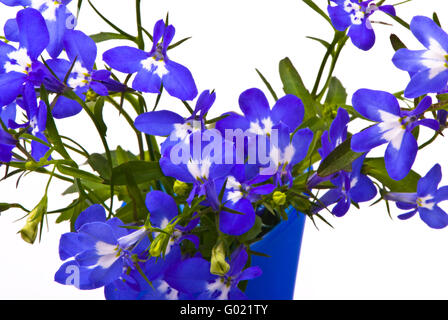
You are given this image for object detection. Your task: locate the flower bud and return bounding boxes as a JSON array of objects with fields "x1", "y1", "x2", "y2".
[
  {"x1": 20, "y1": 195, "x2": 47, "y2": 244},
  {"x1": 173, "y1": 180, "x2": 189, "y2": 196},
  {"x1": 149, "y1": 234, "x2": 165, "y2": 257},
  {"x1": 210, "y1": 241, "x2": 230, "y2": 276},
  {"x1": 272, "y1": 191, "x2": 287, "y2": 206},
  {"x1": 86, "y1": 89, "x2": 98, "y2": 102}
]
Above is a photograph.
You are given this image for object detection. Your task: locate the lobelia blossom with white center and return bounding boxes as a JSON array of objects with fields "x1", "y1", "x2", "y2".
[
  {"x1": 385, "y1": 164, "x2": 448, "y2": 229},
  {"x1": 103, "y1": 19, "x2": 198, "y2": 101},
  {"x1": 393, "y1": 16, "x2": 448, "y2": 98},
  {"x1": 351, "y1": 89, "x2": 439, "y2": 181},
  {"x1": 327, "y1": 0, "x2": 395, "y2": 51},
  {"x1": 0, "y1": 0, "x2": 76, "y2": 58}
]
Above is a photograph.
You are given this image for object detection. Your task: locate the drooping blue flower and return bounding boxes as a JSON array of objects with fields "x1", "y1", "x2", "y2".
[
  {"x1": 327, "y1": 0, "x2": 395, "y2": 51},
  {"x1": 103, "y1": 19, "x2": 198, "y2": 101},
  {"x1": 0, "y1": 8, "x2": 49, "y2": 106},
  {"x1": 46, "y1": 30, "x2": 116, "y2": 118},
  {"x1": 159, "y1": 130, "x2": 234, "y2": 209},
  {"x1": 385, "y1": 164, "x2": 448, "y2": 229},
  {"x1": 145, "y1": 190, "x2": 200, "y2": 254},
  {"x1": 350, "y1": 89, "x2": 439, "y2": 181},
  {"x1": 8, "y1": 83, "x2": 50, "y2": 161},
  {"x1": 309, "y1": 108, "x2": 377, "y2": 216},
  {"x1": 55, "y1": 204, "x2": 151, "y2": 289},
  {"x1": 392, "y1": 16, "x2": 448, "y2": 98},
  {"x1": 260, "y1": 123, "x2": 313, "y2": 187},
  {"x1": 215, "y1": 164, "x2": 275, "y2": 236},
  {"x1": 165, "y1": 245, "x2": 262, "y2": 300},
  {"x1": 1, "y1": 0, "x2": 75, "y2": 58},
  {"x1": 0, "y1": 103, "x2": 17, "y2": 163},
  {"x1": 216, "y1": 88, "x2": 305, "y2": 136}
]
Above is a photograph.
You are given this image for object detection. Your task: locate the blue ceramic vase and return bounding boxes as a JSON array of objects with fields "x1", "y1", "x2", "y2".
[{"x1": 245, "y1": 207, "x2": 306, "y2": 300}]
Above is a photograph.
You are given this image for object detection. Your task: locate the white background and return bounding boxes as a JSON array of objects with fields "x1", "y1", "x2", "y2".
[{"x1": 0, "y1": 0, "x2": 447, "y2": 299}]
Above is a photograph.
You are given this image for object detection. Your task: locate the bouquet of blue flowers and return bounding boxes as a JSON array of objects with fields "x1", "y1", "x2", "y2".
[{"x1": 1, "y1": 0, "x2": 448, "y2": 300}]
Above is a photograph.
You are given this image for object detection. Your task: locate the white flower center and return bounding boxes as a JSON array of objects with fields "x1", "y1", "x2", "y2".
[
  {"x1": 207, "y1": 278, "x2": 231, "y2": 300},
  {"x1": 417, "y1": 195, "x2": 435, "y2": 210},
  {"x1": 249, "y1": 117, "x2": 274, "y2": 136},
  {"x1": 4, "y1": 48, "x2": 32, "y2": 74},
  {"x1": 187, "y1": 157, "x2": 212, "y2": 180},
  {"x1": 141, "y1": 57, "x2": 169, "y2": 78},
  {"x1": 67, "y1": 61, "x2": 91, "y2": 89},
  {"x1": 31, "y1": 0, "x2": 61, "y2": 21}
]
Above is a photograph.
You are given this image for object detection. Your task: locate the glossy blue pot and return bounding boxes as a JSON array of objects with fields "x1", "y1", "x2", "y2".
[{"x1": 245, "y1": 207, "x2": 306, "y2": 300}]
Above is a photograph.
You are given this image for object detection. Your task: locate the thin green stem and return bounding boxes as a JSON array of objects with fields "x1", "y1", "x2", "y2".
[
  {"x1": 136, "y1": 0, "x2": 144, "y2": 50},
  {"x1": 311, "y1": 35, "x2": 338, "y2": 97}
]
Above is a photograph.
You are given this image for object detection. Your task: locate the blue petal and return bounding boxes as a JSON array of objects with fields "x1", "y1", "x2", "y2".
[
  {"x1": 239, "y1": 88, "x2": 271, "y2": 124},
  {"x1": 0, "y1": 72, "x2": 26, "y2": 106},
  {"x1": 270, "y1": 95, "x2": 304, "y2": 132},
  {"x1": 419, "y1": 206, "x2": 448, "y2": 229},
  {"x1": 78, "y1": 222, "x2": 118, "y2": 247},
  {"x1": 404, "y1": 68, "x2": 448, "y2": 98},
  {"x1": 44, "y1": 58, "x2": 71, "y2": 81},
  {"x1": 228, "y1": 246, "x2": 248, "y2": 277},
  {"x1": 327, "y1": 5, "x2": 352, "y2": 31},
  {"x1": 151, "y1": 19, "x2": 165, "y2": 52},
  {"x1": 159, "y1": 155, "x2": 195, "y2": 183},
  {"x1": 417, "y1": 164, "x2": 441, "y2": 197},
  {"x1": 237, "y1": 266, "x2": 263, "y2": 282},
  {"x1": 165, "y1": 257, "x2": 215, "y2": 294},
  {"x1": 145, "y1": 190, "x2": 178, "y2": 227},
  {"x1": 162, "y1": 25, "x2": 175, "y2": 53},
  {"x1": 397, "y1": 209, "x2": 418, "y2": 220},
  {"x1": 17, "y1": 8, "x2": 49, "y2": 60},
  {"x1": 163, "y1": 59, "x2": 198, "y2": 101},
  {"x1": 91, "y1": 70, "x2": 111, "y2": 81},
  {"x1": 392, "y1": 49, "x2": 431, "y2": 74},
  {"x1": 215, "y1": 112, "x2": 250, "y2": 133},
  {"x1": 132, "y1": 68, "x2": 162, "y2": 93},
  {"x1": 59, "y1": 232, "x2": 82, "y2": 260},
  {"x1": 352, "y1": 89, "x2": 401, "y2": 121},
  {"x1": 103, "y1": 46, "x2": 148, "y2": 74},
  {"x1": 195, "y1": 90, "x2": 216, "y2": 116},
  {"x1": 435, "y1": 186, "x2": 448, "y2": 203},
  {"x1": 31, "y1": 132, "x2": 50, "y2": 161},
  {"x1": 0, "y1": 41, "x2": 15, "y2": 73},
  {"x1": 408, "y1": 95, "x2": 432, "y2": 117},
  {"x1": 384, "y1": 130, "x2": 418, "y2": 181},
  {"x1": 329, "y1": 107, "x2": 349, "y2": 147},
  {"x1": 291, "y1": 128, "x2": 314, "y2": 165},
  {"x1": 75, "y1": 204, "x2": 107, "y2": 231},
  {"x1": 348, "y1": 20, "x2": 375, "y2": 51},
  {"x1": 90, "y1": 81, "x2": 108, "y2": 96},
  {"x1": 46, "y1": 5, "x2": 72, "y2": 58},
  {"x1": 220, "y1": 198, "x2": 256, "y2": 236},
  {"x1": 379, "y1": 5, "x2": 396, "y2": 16},
  {"x1": 0, "y1": 144, "x2": 15, "y2": 162},
  {"x1": 4, "y1": 18, "x2": 19, "y2": 42},
  {"x1": 351, "y1": 124, "x2": 387, "y2": 152},
  {"x1": 349, "y1": 174, "x2": 377, "y2": 203},
  {"x1": 54, "y1": 260, "x2": 97, "y2": 290},
  {"x1": 134, "y1": 111, "x2": 184, "y2": 136},
  {"x1": 64, "y1": 30, "x2": 96, "y2": 70},
  {"x1": 228, "y1": 288, "x2": 249, "y2": 300},
  {"x1": 332, "y1": 197, "x2": 351, "y2": 217},
  {"x1": 410, "y1": 16, "x2": 448, "y2": 53},
  {"x1": 88, "y1": 260, "x2": 124, "y2": 288}
]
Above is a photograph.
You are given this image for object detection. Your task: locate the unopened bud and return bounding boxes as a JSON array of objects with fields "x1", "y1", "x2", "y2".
[
  {"x1": 20, "y1": 195, "x2": 47, "y2": 244},
  {"x1": 86, "y1": 89, "x2": 98, "y2": 102},
  {"x1": 273, "y1": 191, "x2": 287, "y2": 206},
  {"x1": 210, "y1": 242, "x2": 230, "y2": 276},
  {"x1": 149, "y1": 234, "x2": 164, "y2": 257},
  {"x1": 173, "y1": 180, "x2": 189, "y2": 196}
]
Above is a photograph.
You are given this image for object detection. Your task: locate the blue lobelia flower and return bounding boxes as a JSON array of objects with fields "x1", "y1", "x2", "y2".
[
  {"x1": 55, "y1": 204, "x2": 151, "y2": 289},
  {"x1": 260, "y1": 123, "x2": 313, "y2": 187},
  {"x1": 392, "y1": 16, "x2": 448, "y2": 98},
  {"x1": 215, "y1": 164, "x2": 275, "y2": 236},
  {"x1": 215, "y1": 88, "x2": 305, "y2": 136},
  {"x1": 385, "y1": 164, "x2": 448, "y2": 229},
  {"x1": 327, "y1": 0, "x2": 395, "y2": 51},
  {"x1": 0, "y1": 0, "x2": 75, "y2": 58},
  {"x1": 165, "y1": 245, "x2": 262, "y2": 300},
  {"x1": 103, "y1": 19, "x2": 197, "y2": 101},
  {"x1": 145, "y1": 190, "x2": 200, "y2": 255},
  {"x1": 309, "y1": 108, "x2": 377, "y2": 217},
  {"x1": 46, "y1": 30, "x2": 115, "y2": 118},
  {"x1": 0, "y1": 8, "x2": 49, "y2": 106},
  {"x1": 350, "y1": 89, "x2": 439, "y2": 181},
  {"x1": 135, "y1": 90, "x2": 216, "y2": 153},
  {"x1": 8, "y1": 83, "x2": 50, "y2": 161},
  {"x1": 159, "y1": 130, "x2": 234, "y2": 209},
  {"x1": 0, "y1": 103, "x2": 17, "y2": 162}
]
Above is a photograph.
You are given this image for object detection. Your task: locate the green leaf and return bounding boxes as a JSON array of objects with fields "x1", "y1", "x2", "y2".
[
  {"x1": 390, "y1": 34, "x2": 407, "y2": 51},
  {"x1": 110, "y1": 161, "x2": 163, "y2": 185},
  {"x1": 0, "y1": 203, "x2": 29, "y2": 213},
  {"x1": 279, "y1": 57, "x2": 321, "y2": 121},
  {"x1": 325, "y1": 77, "x2": 347, "y2": 106},
  {"x1": 317, "y1": 137, "x2": 363, "y2": 177},
  {"x1": 363, "y1": 158, "x2": 421, "y2": 193},
  {"x1": 306, "y1": 36, "x2": 333, "y2": 53},
  {"x1": 433, "y1": 12, "x2": 442, "y2": 28},
  {"x1": 89, "y1": 32, "x2": 134, "y2": 43},
  {"x1": 87, "y1": 153, "x2": 112, "y2": 180},
  {"x1": 302, "y1": 0, "x2": 333, "y2": 27},
  {"x1": 255, "y1": 68, "x2": 278, "y2": 101},
  {"x1": 238, "y1": 216, "x2": 262, "y2": 243},
  {"x1": 56, "y1": 164, "x2": 103, "y2": 183},
  {"x1": 90, "y1": 97, "x2": 107, "y2": 136}
]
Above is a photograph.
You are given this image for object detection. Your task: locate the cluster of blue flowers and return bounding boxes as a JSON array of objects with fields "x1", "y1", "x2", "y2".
[{"x1": 1, "y1": 0, "x2": 448, "y2": 300}]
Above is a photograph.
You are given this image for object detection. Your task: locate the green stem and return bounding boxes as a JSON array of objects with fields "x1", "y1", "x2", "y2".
[
  {"x1": 311, "y1": 35, "x2": 338, "y2": 98},
  {"x1": 136, "y1": 0, "x2": 144, "y2": 50}
]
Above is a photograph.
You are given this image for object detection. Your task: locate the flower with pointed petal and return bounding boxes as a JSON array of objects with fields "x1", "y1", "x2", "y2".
[
  {"x1": 385, "y1": 164, "x2": 448, "y2": 229},
  {"x1": 103, "y1": 19, "x2": 197, "y2": 101},
  {"x1": 350, "y1": 89, "x2": 439, "y2": 181}
]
